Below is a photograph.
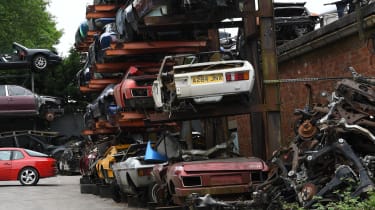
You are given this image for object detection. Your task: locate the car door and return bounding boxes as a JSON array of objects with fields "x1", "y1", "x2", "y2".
[
  {"x1": 6, "y1": 85, "x2": 37, "y2": 113},
  {"x1": 0, "y1": 85, "x2": 8, "y2": 113},
  {"x1": 0, "y1": 150, "x2": 12, "y2": 180}
]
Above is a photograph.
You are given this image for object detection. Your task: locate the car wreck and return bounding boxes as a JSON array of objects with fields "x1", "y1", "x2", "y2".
[
  {"x1": 274, "y1": 2, "x2": 318, "y2": 45},
  {"x1": 152, "y1": 52, "x2": 255, "y2": 113},
  {"x1": 186, "y1": 67, "x2": 375, "y2": 209}
]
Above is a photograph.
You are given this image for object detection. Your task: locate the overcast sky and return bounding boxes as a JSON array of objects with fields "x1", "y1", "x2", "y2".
[
  {"x1": 47, "y1": 0, "x2": 336, "y2": 57},
  {"x1": 47, "y1": 0, "x2": 92, "y2": 57}
]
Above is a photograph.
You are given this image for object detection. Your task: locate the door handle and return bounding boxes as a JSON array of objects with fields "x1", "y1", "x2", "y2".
[{"x1": 3, "y1": 163, "x2": 10, "y2": 165}]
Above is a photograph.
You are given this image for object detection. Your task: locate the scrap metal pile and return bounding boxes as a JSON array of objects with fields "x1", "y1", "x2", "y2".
[{"x1": 190, "y1": 67, "x2": 375, "y2": 209}]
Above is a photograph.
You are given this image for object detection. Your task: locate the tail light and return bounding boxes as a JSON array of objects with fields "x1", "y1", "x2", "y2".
[
  {"x1": 137, "y1": 167, "x2": 153, "y2": 176},
  {"x1": 225, "y1": 71, "x2": 249, "y2": 82}
]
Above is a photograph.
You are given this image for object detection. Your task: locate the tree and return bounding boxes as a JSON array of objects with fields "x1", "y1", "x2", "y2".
[{"x1": 0, "y1": 0, "x2": 62, "y2": 52}]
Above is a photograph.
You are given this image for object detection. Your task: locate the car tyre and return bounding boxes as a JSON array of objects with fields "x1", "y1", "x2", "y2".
[
  {"x1": 19, "y1": 167, "x2": 39, "y2": 186},
  {"x1": 32, "y1": 54, "x2": 48, "y2": 72},
  {"x1": 148, "y1": 183, "x2": 164, "y2": 204}
]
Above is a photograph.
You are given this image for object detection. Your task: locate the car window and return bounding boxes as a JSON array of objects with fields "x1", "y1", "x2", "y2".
[
  {"x1": 8, "y1": 85, "x2": 33, "y2": 96},
  {"x1": 0, "y1": 85, "x2": 6, "y2": 96},
  {"x1": 12, "y1": 150, "x2": 24, "y2": 160},
  {"x1": 0, "y1": 150, "x2": 11, "y2": 160},
  {"x1": 17, "y1": 136, "x2": 43, "y2": 153},
  {"x1": 24, "y1": 149, "x2": 48, "y2": 157},
  {"x1": 0, "y1": 138, "x2": 16, "y2": 147}
]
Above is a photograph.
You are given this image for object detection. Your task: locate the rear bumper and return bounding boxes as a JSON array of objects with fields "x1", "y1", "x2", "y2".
[{"x1": 173, "y1": 184, "x2": 251, "y2": 204}]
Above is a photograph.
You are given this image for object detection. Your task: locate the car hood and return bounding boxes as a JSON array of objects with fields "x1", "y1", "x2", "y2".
[
  {"x1": 173, "y1": 157, "x2": 269, "y2": 172},
  {"x1": 39, "y1": 95, "x2": 64, "y2": 105}
]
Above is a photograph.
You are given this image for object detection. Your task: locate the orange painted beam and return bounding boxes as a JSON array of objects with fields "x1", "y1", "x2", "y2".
[
  {"x1": 112, "y1": 41, "x2": 207, "y2": 50},
  {"x1": 79, "y1": 86, "x2": 101, "y2": 93},
  {"x1": 94, "y1": 4, "x2": 118, "y2": 12},
  {"x1": 119, "y1": 112, "x2": 147, "y2": 120},
  {"x1": 88, "y1": 30, "x2": 101, "y2": 36},
  {"x1": 117, "y1": 120, "x2": 146, "y2": 128},
  {"x1": 89, "y1": 78, "x2": 121, "y2": 85},
  {"x1": 95, "y1": 62, "x2": 161, "y2": 73},
  {"x1": 88, "y1": 83, "x2": 107, "y2": 89},
  {"x1": 86, "y1": 11, "x2": 116, "y2": 19},
  {"x1": 105, "y1": 47, "x2": 202, "y2": 56}
]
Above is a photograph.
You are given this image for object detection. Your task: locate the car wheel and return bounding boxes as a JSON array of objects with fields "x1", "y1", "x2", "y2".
[
  {"x1": 19, "y1": 167, "x2": 39, "y2": 186},
  {"x1": 58, "y1": 159, "x2": 64, "y2": 174},
  {"x1": 32, "y1": 54, "x2": 48, "y2": 71},
  {"x1": 148, "y1": 183, "x2": 164, "y2": 203}
]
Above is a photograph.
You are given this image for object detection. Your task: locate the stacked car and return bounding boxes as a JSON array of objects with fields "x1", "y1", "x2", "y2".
[{"x1": 72, "y1": 0, "x2": 284, "y2": 209}]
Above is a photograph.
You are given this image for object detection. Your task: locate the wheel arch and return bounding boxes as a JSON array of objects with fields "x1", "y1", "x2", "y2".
[{"x1": 17, "y1": 166, "x2": 39, "y2": 180}]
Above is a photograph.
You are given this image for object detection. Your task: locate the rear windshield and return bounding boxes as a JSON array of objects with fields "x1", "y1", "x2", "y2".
[{"x1": 24, "y1": 149, "x2": 49, "y2": 157}]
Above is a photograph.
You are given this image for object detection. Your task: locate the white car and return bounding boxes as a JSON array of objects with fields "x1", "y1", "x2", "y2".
[
  {"x1": 152, "y1": 52, "x2": 255, "y2": 112},
  {"x1": 112, "y1": 143, "x2": 167, "y2": 196}
]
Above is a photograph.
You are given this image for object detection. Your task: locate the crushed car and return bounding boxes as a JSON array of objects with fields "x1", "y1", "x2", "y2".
[
  {"x1": 274, "y1": 2, "x2": 319, "y2": 45},
  {"x1": 150, "y1": 137, "x2": 269, "y2": 206},
  {"x1": 83, "y1": 84, "x2": 118, "y2": 130},
  {"x1": 152, "y1": 52, "x2": 255, "y2": 113},
  {"x1": 111, "y1": 142, "x2": 168, "y2": 203},
  {"x1": 187, "y1": 67, "x2": 375, "y2": 209},
  {"x1": 114, "y1": 66, "x2": 158, "y2": 111},
  {"x1": 0, "y1": 85, "x2": 64, "y2": 121}
]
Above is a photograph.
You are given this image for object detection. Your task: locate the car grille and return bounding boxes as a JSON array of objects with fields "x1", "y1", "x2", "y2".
[
  {"x1": 131, "y1": 88, "x2": 148, "y2": 97},
  {"x1": 182, "y1": 176, "x2": 202, "y2": 187}
]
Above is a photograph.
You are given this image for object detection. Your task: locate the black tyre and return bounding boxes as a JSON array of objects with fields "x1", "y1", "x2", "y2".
[
  {"x1": 112, "y1": 183, "x2": 126, "y2": 203},
  {"x1": 32, "y1": 54, "x2": 48, "y2": 71},
  {"x1": 148, "y1": 183, "x2": 162, "y2": 203},
  {"x1": 80, "y1": 184, "x2": 93, "y2": 194},
  {"x1": 19, "y1": 167, "x2": 39, "y2": 186},
  {"x1": 80, "y1": 176, "x2": 92, "y2": 184},
  {"x1": 98, "y1": 184, "x2": 113, "y2": 198}
]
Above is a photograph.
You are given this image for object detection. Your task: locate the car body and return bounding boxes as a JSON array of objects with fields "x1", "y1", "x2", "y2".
[
  {"x1": 0, "y1": 42, "x2": 62, "y2": 72},
  {"x1": 0, "y1": 147, "x2": 57, "y2": 185},
  {"x1": 152, "y1": 52, "x2": 255, "y2": 112},
  {"x1": 274, "y1": 2, "x2": 319, "y2": 44},
  {"x1": 83, "y1": 84, "x2": 118, "y2": 130},
  {"x1": 163, "y1": 157, "x2": 269, "y2": 205},
  {"x1": 96, "y1": 144, "x2": 131, "y2": 183},
  {"x1": 0, "y1": 85, "x2": 64, "y2": 121},
  {"x1": 112, "y1": 143, "x2": 167, "y2": 195},
  {"x1": 58, "y1": 139, "x2": 85, "y2": 175},
  {"x1": 0, "y1": 130, "x2": 66, "y2": 157},
  {"x1": 114, "y1": 66, "x2": 158, "y2": 111},
  {"x1": 115, "y1": 0, "x2": 241, "y2": 41}
]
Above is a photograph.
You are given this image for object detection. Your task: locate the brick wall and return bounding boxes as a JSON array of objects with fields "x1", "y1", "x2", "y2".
[{"x1": 278, "y1": 33, "x2": 375, "y2": 144}]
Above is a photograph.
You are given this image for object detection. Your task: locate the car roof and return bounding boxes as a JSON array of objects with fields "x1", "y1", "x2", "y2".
[{"x1": 0, "y1": 147, "x2": 24, "y2": 151}]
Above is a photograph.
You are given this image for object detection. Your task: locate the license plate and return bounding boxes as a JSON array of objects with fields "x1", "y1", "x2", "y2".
[{"x1": 192, "y1": 74, "x2": 223, "y2": 85}]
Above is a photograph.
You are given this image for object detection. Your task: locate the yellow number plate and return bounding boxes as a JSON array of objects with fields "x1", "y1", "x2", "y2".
[{"x1": 192, "y1": 74, "x2": 223, "y2": 85}]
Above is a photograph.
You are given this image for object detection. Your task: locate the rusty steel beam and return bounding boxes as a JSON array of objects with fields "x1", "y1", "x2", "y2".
[
  {"x1": 105, "y1": 47, "x2": 203, "y2": 56},
  {"x1": 93, "y1": 4, "x2": 118, "y2": 12},
  {"x1": 258, "y1": 0, "x2": 281, "y2": 159},
  {"x1": 148, "y1": 103, "x2": 279, "y2": 123},
  {"x1": 95, "y1": 62, "x2": 161, "y2": 73},
  {"x1": 121, "y1": 41, "x2": 207, "y2": 50},
  {"x1": 79, "y1": 86, "x2": 102, "y2": 93},
  {"x1": 86, "y1": 11, "x2": 116, "y2": 19},
  {"x1": 89, "y1": 78, "x2": 121, "y2": 85}
]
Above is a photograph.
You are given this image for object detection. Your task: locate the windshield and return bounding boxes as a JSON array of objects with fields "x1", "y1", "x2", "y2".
[{"x1": 24, "y1": 149, "x2": 49, "y2": 157}]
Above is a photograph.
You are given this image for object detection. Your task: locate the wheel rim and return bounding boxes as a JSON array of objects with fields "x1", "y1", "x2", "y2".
[
  {"x1": 151, "y1": 184, "x2": 162, "y2": 203},
  {"x1": 21, "y1": 169, "x2": 36, "y2": 184},
  {"x1": 34, "y1": 56, "x2": 47, "y2": 69}
]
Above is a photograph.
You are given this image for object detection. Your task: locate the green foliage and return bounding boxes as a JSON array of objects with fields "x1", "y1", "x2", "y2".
[
  {"x1": 0, "y1": 0, "x2": 62, "y2": 51},
  {"x1": 283, "y1": 190, "x2": 375, "y2": 210}
]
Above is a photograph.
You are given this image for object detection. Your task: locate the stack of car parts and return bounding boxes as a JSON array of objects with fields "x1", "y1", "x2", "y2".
[{"x1": 187, "y1": 67, "x2": 375, "y2": 209}]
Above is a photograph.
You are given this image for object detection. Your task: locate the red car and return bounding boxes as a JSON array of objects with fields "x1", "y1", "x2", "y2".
[
  {"x1": 153, "y1": 157, "x2": 269, "y2": 205},
  {"x1": 0, "y1": 147, "x2": 57, "y2": 186},
  {"x1": 114, "y1": 66, "x2": 158, "y2": 110}
]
